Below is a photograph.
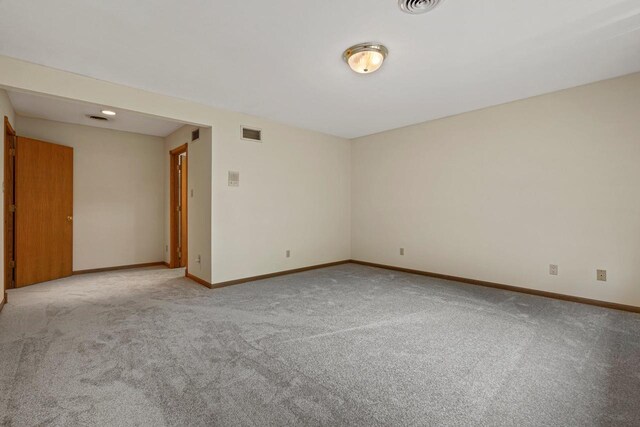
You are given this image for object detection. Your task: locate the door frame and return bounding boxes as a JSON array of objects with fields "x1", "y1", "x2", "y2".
[
  {"x1": 169, "y1": 143, "x2": 188, "y2": 268},
  {"x1": 4, "y1": 116, "x2": 16, "y2": 300}
]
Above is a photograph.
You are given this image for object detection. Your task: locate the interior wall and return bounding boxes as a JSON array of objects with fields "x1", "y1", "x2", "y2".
[
  {"x1": 0, "y1": 56, "x2": 351, "y2": 285},
  {"x1": 0, "y1": 89, "x2": 16, "y2": 294},
  {"x1": 352, "y1": 72, "x2": 640, "y2": 307},
  {"x1": 15, "y1": 116, "x2": 165, "y2": 271},
  {"x1": 164, "y1": 125, "x2": 212, "y2": 282},
  {"x1": 211, "y1": 121, "x2": 350, "y2": 283},
  {"x1": 2, "y1": 56, "x2": 638, "y2": 307}
]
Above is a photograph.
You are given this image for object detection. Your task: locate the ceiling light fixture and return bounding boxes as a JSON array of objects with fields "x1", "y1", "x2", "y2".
[
  {"x1": 101, "y1": 109, "x2": 116, "y2": 116},
  {"x1": 343, "y1": 43, "x2": 388, "y2": 74}
]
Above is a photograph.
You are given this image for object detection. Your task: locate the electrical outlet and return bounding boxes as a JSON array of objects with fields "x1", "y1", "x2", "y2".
[
  {"x1": 597, "y1": 269, "x2": 607, "y2": 282},
  {"x1": 190, "y1": 189, "x2": 194, "y2": 197},
  {"x1": 196, "y1": 254, "x2": 201, "y2": 264},
  {"x1": 165, "y1": 245, "x2": 168, "y2": 253},
  {"x1": 400, "y1": 248, "x2": 405, "y2": 256},
  {"x1": 549, "y1": 264, "x2": 558, "y2": 276},
  {"x1": 286, "y1": 250, "x2": 290, "y2": 258}
]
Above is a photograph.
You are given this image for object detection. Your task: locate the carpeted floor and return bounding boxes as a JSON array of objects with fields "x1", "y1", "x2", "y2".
[{"x1": 0, "y1": 263, "x2": 639, "y2": 426}]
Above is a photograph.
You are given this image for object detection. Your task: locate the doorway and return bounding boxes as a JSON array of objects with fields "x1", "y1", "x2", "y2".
[
  {"x1": 4, "y1": 116, "x2": 16, "y2": 297},
  {"x1": 170, "y1": 144, "x2": 188, "y2": 268}
]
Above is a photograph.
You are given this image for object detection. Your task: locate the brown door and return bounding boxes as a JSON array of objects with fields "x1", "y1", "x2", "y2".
[
  {"x1": 179, "y1": 155, "x2": 188, "y2": 267},
  {"x1": 15, "y1": 137, "x2": 73, "y2": 287},
  {"x1": 169, "y1": 143, "x2": 187, "y2": 268}
]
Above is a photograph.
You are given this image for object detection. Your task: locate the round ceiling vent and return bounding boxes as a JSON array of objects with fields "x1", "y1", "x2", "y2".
[{"x1": 398, "y1": 0, "x2": 444, "y2": 14}]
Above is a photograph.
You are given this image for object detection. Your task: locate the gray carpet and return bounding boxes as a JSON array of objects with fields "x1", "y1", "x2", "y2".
[{"x1": 0, "y1": 264, "x2": 639, "y2": 426}]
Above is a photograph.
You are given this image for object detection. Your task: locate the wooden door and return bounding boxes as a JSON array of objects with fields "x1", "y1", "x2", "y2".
[
  {"x1": 179, "y1": 155, "x2": 188, "y2": 267},
  {"x1": 15, "y1": 137, "x2": 73, "y2": 287},
  {"x1": 169, "y1": 143, "x2": 187, "y2": 268}
]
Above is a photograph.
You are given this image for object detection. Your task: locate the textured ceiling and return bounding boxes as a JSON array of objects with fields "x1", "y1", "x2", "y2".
[{"x1": 1, "y1": 0, "x2": 639, "y2": 138}]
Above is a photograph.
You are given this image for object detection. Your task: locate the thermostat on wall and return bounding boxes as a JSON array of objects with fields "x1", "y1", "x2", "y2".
[{"x1": 228, "y1": 171, "x2": 239, "y2": 187}]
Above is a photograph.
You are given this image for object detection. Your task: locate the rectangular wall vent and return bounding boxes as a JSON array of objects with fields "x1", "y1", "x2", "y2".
[
  {"x1": 241, "y1": 126, "x2": 262, "y2": 142},
  {"x1": 191, "y1": 129, "x2": 200, "y2": 141}
]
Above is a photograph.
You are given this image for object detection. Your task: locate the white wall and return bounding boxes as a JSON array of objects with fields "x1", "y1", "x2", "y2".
[
  {"x1": 352, "y1": 72, "x2": 640, "y2": 307},
  {"x1": 164, "y1": 125, "x2": 212, "y2": 282},
  {"x1": 212, "y1": 121, "x2": 350, "y2": 283},
  {"x1": 1, "y1": 56, "x2": 639, "y2": 307},
  {"x1": 0, "y1": 89, "x2": 16, "y2": 293},
  {"x1": 0, "y1": 56, "x2": 352, "y2": 285},
  {"x1": 16, "y1": 116, "x2": 165, "y2": 271}
]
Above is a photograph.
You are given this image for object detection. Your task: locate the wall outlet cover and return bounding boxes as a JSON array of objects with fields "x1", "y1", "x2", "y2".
[
  {"x1": 549, "y1": 264, "x2": 558, "y2": 276},
  {"x1": 597, "y1": 269, "x2": 607, "y2": 281}
]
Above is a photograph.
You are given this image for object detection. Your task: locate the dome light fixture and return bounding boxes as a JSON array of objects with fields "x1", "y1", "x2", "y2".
[
  {"x1": 101, "y1": 109, "x2": 116, "y2": 116},
  {"x1": 342, "y1": 43, "x2": 389, "y2": 74}
]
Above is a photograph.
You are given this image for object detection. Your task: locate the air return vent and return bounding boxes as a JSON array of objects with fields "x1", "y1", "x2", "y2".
[
  {"x1": 241, "y1": 126, "x2": 262, "y2": 142},
  {"x1": 398, "y1": 0, "x2": 444, "y2": 14},
  {"x1": 87, "y1": 115, "x2": 109, "y2": 121}
]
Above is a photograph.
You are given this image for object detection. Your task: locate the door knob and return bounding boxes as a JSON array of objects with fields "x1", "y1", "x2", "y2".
[{"x1": 67, "y1": 216, "x2": 73, "y2": 222}]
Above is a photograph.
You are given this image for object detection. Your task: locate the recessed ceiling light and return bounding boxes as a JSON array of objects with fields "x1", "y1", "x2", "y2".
[
  {"x1": 343, "y1": 43, "x2": 388, "y2": 74},
  {"x1": 101, "y1": 109, "x2": 116, "y2": 116}
]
